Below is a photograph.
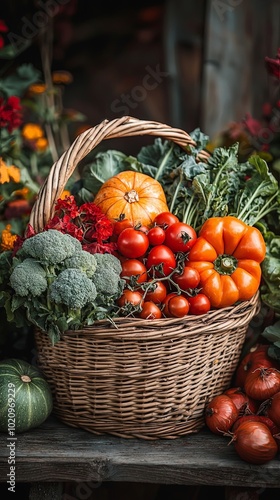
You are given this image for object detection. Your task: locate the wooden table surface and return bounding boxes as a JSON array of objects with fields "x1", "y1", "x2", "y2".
[{"x1": 0, "y1": 415, "x2": 280, "y2": 489}]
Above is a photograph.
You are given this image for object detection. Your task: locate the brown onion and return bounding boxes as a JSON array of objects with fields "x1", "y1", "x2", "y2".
[
  {"x1": 224, "y1": 387, "x2": 249, "y2": 412},
  {"x1": 205, "y1": 394, "x2": 239, "y2": 435},
  {"x1": 232, "y1": 421, "x2": 278, "y2": 464},
  {"x1": 244, "y1": 367, "x2": 280, "y2": 401},
  {"x1": 266, "y1": 391, "x2": 280, "y2": 428}
]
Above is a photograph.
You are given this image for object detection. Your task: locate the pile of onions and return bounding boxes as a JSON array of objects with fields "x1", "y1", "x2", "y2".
[{"x1": 204, "y1": 343, "x2": 280, "y2": 464}]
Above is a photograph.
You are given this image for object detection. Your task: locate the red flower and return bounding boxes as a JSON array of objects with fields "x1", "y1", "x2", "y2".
[
  {"x1": 54, "y1": 195, "x2": 80, "y2": 218},
  {"x1": 44, "y1": 197, "x2": 115, "y2": 254},
  {"x1": 82, "y1": 241, "x2": 117, "y2": 255},
  {"x1": 45, "y1": 214, "x2": 84, "y2": 241},
  {"x1": 243, "y1": 113, "x2": 262, "y2": 136},
  {"x1": 0, "y1": 96, "x2": 22, "y2": 132},
  {"x1": 12, "y1": 224, "x2": 36, "y2": 255},
  {"x1": 0, "y1": 19, "x2": 8, "y2": 49},
  {"x1": 265, "y1": 48, "x2": 280, "y2": 79}
]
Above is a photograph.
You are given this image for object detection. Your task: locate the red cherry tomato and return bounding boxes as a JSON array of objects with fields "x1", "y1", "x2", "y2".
[
  {"x1": 168, "y1": 295, "x2": 189, "y2": 318},
  {"x1": 188, "y1": 294, "x2": 211, "y2": 315},
  {"x1": 146, "y1": 245, "x2": 176, "y2": 277},
  {"x1": 164, "y1": 222, "x2": 197, "y2": 253},
  {"x1": 162, "y1": 292, "x2": 178, "y2": 317},
  {"x1": 113, "y1": 217, "x2": 133, "y2": 236},
  {"x1": 117, "y1": 227, "x2": 149, "y2": 258},
  {"x1": 145, "y1": 280, "x2": 167, "y2": 304},
  {"x1": 147, "y1": 226, "x2": 166, "y2": 246},
  {"x1": 173, "y1": 266, "x2": 200, "y2": 291},
  {"x1": 117, "y1": 289, "x2": 143, "y2": 308},
  {"x1": 153, "y1": 212, "x2": 179, "y2": 228},
  {"x1": 140, "y1": 301, "x2": 162, "y2": 319},
  {"x1": 120, "y1": 259, "x2": 148, "y2": 284}
]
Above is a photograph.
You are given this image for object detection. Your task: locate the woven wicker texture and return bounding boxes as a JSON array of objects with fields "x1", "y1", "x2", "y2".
[
  {"x1": 30, "y1": 116, "x2": 260, "y2": 439},
  {"x1": 35, "y1": 293, "x2": 260, "y2": 439}
]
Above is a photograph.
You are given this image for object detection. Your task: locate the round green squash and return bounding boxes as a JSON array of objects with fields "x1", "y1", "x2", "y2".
[{"x1": 0, "y1": 358, "x2": 53, "y2": 433}]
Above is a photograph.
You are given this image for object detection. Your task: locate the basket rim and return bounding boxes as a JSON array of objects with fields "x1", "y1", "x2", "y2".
[{"x1": 34, "y1": 291, "x2": 260, "y2": 341}]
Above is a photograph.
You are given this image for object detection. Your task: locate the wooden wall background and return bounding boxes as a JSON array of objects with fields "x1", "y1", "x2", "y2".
[{"x1": 163, "y1": 0, "x2": 280, "y2": 138}]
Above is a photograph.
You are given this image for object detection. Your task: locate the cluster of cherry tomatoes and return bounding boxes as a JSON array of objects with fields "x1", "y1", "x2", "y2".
[{"x1": 113, "y1": 212, "x2": 211, "y2": 319}]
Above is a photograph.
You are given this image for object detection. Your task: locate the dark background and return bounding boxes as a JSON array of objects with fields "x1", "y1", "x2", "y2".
[{"x1": 2, "y1": 0, "x2": 280, "y2": 151}]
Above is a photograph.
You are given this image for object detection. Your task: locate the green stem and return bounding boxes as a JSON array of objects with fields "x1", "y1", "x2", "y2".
[
  {"x1": 203, "y1": 156, "x2": 232, "y2": 218},
  {"x1": 237, "y1": 182, "x2": 266, "y2": 222},
  {"x1": 242, "y1": 192, "x2": 279, "y2": 225},
  {"x1": 169, "y1": 177, "x2": 182, "y2": 213},
  {"x1": 30, "y1": 153, "x2": 38, "y2": 178},
  {"x1": 154, "y1": 143, "x2": 174, "y2": 181}
]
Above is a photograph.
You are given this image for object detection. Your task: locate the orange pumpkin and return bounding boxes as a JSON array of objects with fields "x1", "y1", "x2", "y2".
[{"x1": 93, "y1": 171, "x2": 169, "y2": 226}]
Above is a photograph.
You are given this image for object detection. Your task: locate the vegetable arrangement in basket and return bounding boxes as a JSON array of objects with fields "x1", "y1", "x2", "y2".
[{"x1": 0, "y1": 116, "x2": 279, "y2": 347}]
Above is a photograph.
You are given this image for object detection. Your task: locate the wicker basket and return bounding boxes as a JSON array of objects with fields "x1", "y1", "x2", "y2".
[{"x1": 31, "y1": 116, "x2": 261, "y2": 439}]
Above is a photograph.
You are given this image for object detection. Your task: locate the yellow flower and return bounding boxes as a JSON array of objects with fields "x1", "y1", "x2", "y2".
[
  {"x1": 22, "y1": 123, "x2": 44, "y2": 141},
  {"x1": 52, "y1": 70, "x2": 73, "y2": 85},
  {"x1": 0, "y1": 158, "x2": 21, "y2": 184},
  {"x1": 60, "y1": 190, "x2": 71, "y2": 200},
  {"x1": 1, "y1": 224, "x2": 17, "y2": 251},
  {"x1": 28, "y1": 83, "x2": 47, "y2": 94},
  {"x1": 35, "y1": 137, "x2": 48, "y2": 152}
]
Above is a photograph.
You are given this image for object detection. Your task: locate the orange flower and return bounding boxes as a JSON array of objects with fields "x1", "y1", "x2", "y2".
[
  {"x1": 52, "y1": 70, "x2": 73, "y2": 85},
  {"x1": 13, "y1": 187, "x2": 29, "y2": 198},
  {"x1": 35, "y1": 137, "x2": 48, "y2": 152},
  {"x1": 22, "y1": 123, "x2": 44, "y2": 141},
  {"x1": 1, "y1": 224, "x2": 17, "y2": 251},
  {"x1": 0, "y1": 158, "x2": 20, "y2": 184},
  {"x1": 60, "y1": 190, "x2": 71, "y2": 200},
  {"x1": 28, "y1": 83, "x2": 47, "y2": 94}
]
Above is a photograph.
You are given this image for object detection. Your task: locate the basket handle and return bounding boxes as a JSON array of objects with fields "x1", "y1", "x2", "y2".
[{"x1": 29, "y1": 116, "x2": 209, "y2": 232}]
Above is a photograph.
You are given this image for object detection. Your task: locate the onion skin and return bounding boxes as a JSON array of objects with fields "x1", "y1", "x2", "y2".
[
  {"x1": 234, "y1": 344, "x2": 279, "y2": 389},
  {"x1": 232, "y1": 414, "x2": 279, "y2": 435},
  {"x1": 233, "y1": 421, "x2": 278, "y2": 464},
  {"x1": 224, "y1": 387, "x2": 249, "y2": 412},
  {"x1": 267, "y1": 391, "x2": 280, "y2": 428},
  {"x1": 244, "y1": 367, "x2": 280, "y2": 401},
  {"x1": 205, "y1": 394, "x2": 239, "y2": 435}
]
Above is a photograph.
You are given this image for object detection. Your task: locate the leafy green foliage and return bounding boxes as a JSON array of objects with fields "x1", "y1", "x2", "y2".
[
  {"x1": 74, "y1": 133, "x2": 280, "y2": 233},
  {"x1": 0, "y1": 64, "x2": 41, "y2": 97},
  {"x1": 261, "y1": 235, "x2": 280, "y2": 315},
  {"x1": 261, "y1": 320, "x2": 280, "y2": 363}
]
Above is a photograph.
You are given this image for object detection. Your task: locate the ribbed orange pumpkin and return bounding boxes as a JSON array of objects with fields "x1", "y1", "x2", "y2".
[{"x1": 93, "y1": 171, "x2": 169, "y2": 226}]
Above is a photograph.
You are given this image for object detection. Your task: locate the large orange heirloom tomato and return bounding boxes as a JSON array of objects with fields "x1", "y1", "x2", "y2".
[
  {"x1": 93, "y1": 171, "x2": 169, "y2": 227},
  {"x1": 186, "y1": 216, "x2": 266, "y2": 308}
]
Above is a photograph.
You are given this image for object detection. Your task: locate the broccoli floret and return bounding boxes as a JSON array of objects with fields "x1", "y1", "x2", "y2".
[
  {"x1": 22, "y1": 230, "x2": 82, "y2": 265},
  {"x1": 64, "y1": 251, "x2": 97, "y2": 277},
  {"x1": 92, "y1": 267, "x2": 125, "y2": 297},
  {"x1": 9, "y1": 258, "x2": 47, "y2": 297},
  {"x1": 93, "y1": 253, "x2": 122, "y2": 276},
  {"x1": 49, "y1": 268, "x2": 97, "y2": 309}
]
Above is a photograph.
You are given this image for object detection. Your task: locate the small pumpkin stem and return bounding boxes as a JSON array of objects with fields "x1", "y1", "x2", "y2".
[
  {"x1": 124, "y1": 190, "x2": 139, "y2": 203},
  {"x1": 21, "y1": 375, "x2": 31, "y2": 383}
]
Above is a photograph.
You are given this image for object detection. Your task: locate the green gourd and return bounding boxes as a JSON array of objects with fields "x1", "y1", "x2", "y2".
[{"x1": 0, "y1": 358, "x2": 53, "y2": 433}]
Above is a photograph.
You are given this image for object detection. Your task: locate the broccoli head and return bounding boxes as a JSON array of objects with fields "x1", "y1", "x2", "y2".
[
  {"x1": 49, "y1": 268, "x2": 97, "y2": 309},
  {"x1": 93, "y1": 253, "x2": 122, "y2": 276},
  {"x1": 9, "y1": 258, "x2": 47, "y2": 297},
  {"x1": 22, "y1": 229, "x2": 82, "y2": 265},
  {"x1": 91, "y1": 266, "x2": 125, "y2": 297},
  {"x1": 64, "y1": 251, "x2": 97, "y2": 277}
]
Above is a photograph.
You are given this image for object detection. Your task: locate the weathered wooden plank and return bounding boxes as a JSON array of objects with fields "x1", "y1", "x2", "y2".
[
  {"x1": 201, "y1": 0, "x2": 280, "y2": 138},
  {"x1": 0, "y1": 417, "x2": 279, "y2": 487}
]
